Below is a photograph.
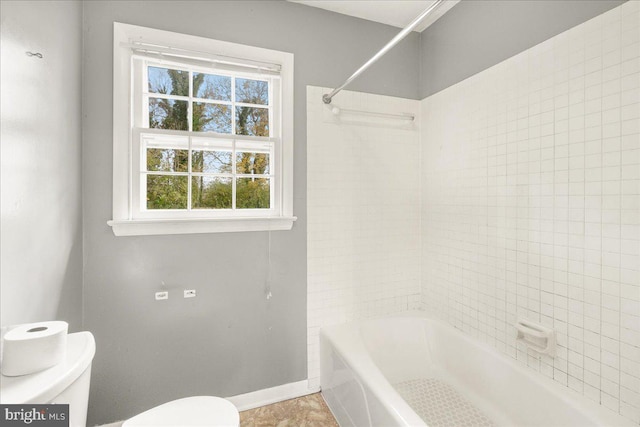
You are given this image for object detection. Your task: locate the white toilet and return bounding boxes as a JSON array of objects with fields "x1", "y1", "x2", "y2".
[
  {"x1": 123, "y1": 396, "x2": 239, "y2": 427},
  {"x1": 0, "y1": 331, "x2": 96, "y2": 427},
  {"x1": 0, "y1": 330, "x2": 239, "y2": 427}
]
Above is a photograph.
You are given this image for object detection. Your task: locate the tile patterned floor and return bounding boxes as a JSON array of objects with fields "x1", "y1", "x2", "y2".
[{"x1": 240, "y1": 393, "x2": 338, "y2": 427}]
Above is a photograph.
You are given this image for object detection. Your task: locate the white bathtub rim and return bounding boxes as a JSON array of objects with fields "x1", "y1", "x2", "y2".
[
  {"x1": 413, "y1": 314, "x2": 635, "y2": 427},
  {"x1": 321, "y1": 319, "x2": 427, "y2": 426},
  {"x1": 323, "y1": 342, "x2": 425, "y2": 426},
  {"x1": 321, "y1": 312, "x2": 635, "y2": 427}
]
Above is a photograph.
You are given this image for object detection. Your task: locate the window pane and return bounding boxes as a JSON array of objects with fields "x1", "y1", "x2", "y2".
[
  {"x1": 235, "y1": 107, "x2": 269, "y2": 136},
  {"x1": 236, "y1": 178, "x2": 270, "y2": 209},
  {"x1": 236, "y1": 152, "x2": 270, "y2": 175},
  {"x1": 147, "y1": 148, "x2": 188, "y2": 172},
  {"x1": 193, "y1": 73, "x2": 231, "y2": 101},
  {"x1": 149, "y1": 98, "x2": 188, "y2": 130},
  {"x1": 192, "y1": 150, "x2": 232, "y2": 173},
  {"x1": 193, "y1": 103, "x2": 231, "y2": 133},
  {"x1": 148, "y1": 66, "x2": 189, "y2": 96},
  {"x1": 235, "y1": 78, "x2": 268, "y2": 105},
  {"x1": 192, "y1": 177, "x2": 232, "y2": 209},
  {"x1": 146, "y1": 175, "x2": 188, "y2": 209}
]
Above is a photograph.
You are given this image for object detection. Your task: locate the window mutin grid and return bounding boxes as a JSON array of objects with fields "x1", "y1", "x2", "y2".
[
  {"x1": 133, "y1": 60, "x2": 278, "y2": 216},
  {"x1": 139, "y1": 133, "x2": 273, "y2": 211}
]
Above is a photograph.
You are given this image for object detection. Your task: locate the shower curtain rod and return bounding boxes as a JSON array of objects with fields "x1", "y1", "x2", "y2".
[{"x1": 322, "y1": 0, "x2": 445, "y2": 104}]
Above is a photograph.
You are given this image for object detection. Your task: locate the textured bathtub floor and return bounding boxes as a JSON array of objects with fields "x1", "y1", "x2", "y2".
[
  {"x1": 239, "y1": 392, "x2": 338, "y2": 427},
  {"x1": 394, "y1": 378, "x2": 494, "y2": 427}
]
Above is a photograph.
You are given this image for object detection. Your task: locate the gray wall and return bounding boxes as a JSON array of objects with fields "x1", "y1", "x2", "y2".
[
  {"x1": 82, "y1": 1, "x2": 419, "y2": 424},
  {"x1": 0, "y1": 1, "x2": 83, "y2": 330},
  {"x1": 419, "y1": 0, "x2": 626, "y2": 98}
]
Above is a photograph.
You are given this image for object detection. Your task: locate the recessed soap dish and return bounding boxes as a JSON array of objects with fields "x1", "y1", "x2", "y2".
[{"x1": 515, "y1": 319, "x2": 556, "y2": 357}]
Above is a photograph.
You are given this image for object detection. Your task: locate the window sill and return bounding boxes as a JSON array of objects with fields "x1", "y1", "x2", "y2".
[{"x1": 107, "y1": 216, "x2": 297, "y2": 236}]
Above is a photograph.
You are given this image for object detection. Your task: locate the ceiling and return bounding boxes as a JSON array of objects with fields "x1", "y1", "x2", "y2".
[{"x1": 288, "y1": 0, "x2": 459, "y2": 32}]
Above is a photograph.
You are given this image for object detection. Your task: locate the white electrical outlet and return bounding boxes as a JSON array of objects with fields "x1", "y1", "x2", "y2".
[
  {"x1": 184, "y1": 289, "x2": 196, "y2": 298},
  {"x1": 155, "y1": 291, "x2": 169, "y2": 300}
]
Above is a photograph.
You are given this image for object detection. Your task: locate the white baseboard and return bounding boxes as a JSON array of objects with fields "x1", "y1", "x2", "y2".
[
  {"x1": 227, "y1": 379, "x2": 319, "y2": 412},
  {"x1": 95, "y1": 380, "x2": 318, "y2": 425}
]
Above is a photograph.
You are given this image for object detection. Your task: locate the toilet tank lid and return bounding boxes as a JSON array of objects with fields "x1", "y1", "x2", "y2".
[
  {"x1": 0, "y1": 331, "x2": 95, "y2": 404},
  {"x1": 123, "y1": 396, "x2": 239, "y2": 427}
]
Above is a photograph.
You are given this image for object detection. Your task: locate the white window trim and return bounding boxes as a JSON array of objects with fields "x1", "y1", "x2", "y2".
[{"x1": 110, "y1": 23, "x2": 295, "y2": 236}]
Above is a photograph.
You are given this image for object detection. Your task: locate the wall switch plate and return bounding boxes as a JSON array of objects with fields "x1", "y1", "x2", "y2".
[
  {"x1": 155, "y1": 291, "x2": 168, "y2": 300},
  {"x1": 184, "y1": 289, "x2": 196, "y2": 298}
]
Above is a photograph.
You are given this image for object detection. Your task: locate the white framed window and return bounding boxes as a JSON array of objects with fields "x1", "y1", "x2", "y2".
[{"x1": 109, "y1": 23, "x2": 295, "y2": 236}]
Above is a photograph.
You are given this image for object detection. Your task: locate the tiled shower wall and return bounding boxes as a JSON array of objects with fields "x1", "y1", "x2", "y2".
[
  {"x1": 421, "y1": 2, "x2": 640, "y2": 423},
  {"x1": 307, "y1": 86, "x2": 421, "y2": 388}
]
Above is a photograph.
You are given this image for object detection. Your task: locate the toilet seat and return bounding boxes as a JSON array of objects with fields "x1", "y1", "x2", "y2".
[{"x1": 123, "y1": 396, "x2": 239, "y2": 427}]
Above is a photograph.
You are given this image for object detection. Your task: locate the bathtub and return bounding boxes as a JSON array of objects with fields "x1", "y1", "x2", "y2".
[{"x1": 320, "y1": 313, "x2": 633, "y2": 427}]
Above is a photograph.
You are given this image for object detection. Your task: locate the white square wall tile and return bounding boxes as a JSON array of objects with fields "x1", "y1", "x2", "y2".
[
  {"x1": 420, "y1": 3, "x2": 639, "y2": 424},
  {"x1": 307, "y1": 86, "x2": 420, "y2": 386}
]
